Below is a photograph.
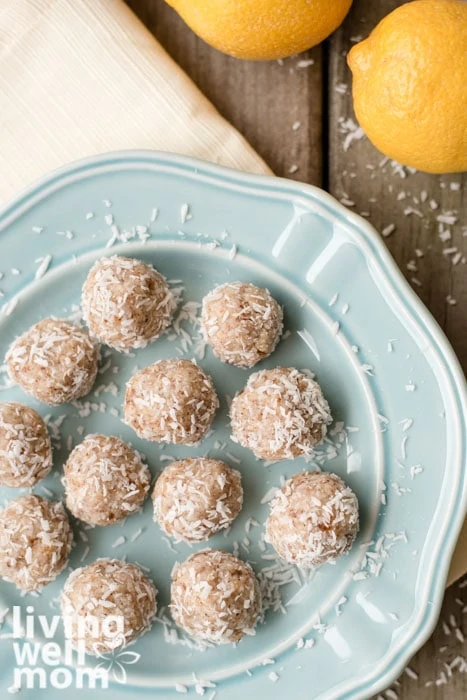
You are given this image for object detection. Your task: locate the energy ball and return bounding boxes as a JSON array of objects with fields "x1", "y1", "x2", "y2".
[
  {"x1": 0, "y1": 402, "x2": 52, "y2": 487},
  {"x1": 0, "y1": 495, "x2": 73, "y2": 592},
  {"x1": 265, "y1": 472, "x2": 359, "y2": 568},
  {"x1": 201, "y1": 282, "x2": 283, "y2": 368},
  {"x1": 6, "y1": 318, "x2": 99, "y2": 405},
  {"x1": 82, "y1": 255, "x2": 176, "y2": 351},
  {"x1": 171, "y1": 549, "x2": 261, "y2": 644},
  {"x1": 230, "y1": 367, "x2": 332, "y2": 461},
  {"x1": 64, "y1": 434, "x2": 151, "y2": 526},
  {"x1": 153, "y1": 458, "x2": 243, "y2": 542},
  {"x1": 124, "y1": 359, "x2": 219, "y2": 445},
  {"x1": 61, "y1": 558, "x2": 157, "y2": 654}
]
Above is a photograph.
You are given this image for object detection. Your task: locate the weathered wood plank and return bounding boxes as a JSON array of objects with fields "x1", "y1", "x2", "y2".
[
  {"x1": 328, "y1": 1, "x2": 467, "y2": 374},
  {"x1": 374, "y1": 575, "x2": 467, "y2": 700},
  {"x1": 329, "y1": 4, "x2": 466, "y2": 698},
  {"x1": 126, "y1": 0, "x2": 324, "y2": 186}
]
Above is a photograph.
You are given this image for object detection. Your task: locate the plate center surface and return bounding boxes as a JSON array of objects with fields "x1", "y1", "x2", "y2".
[{"x1": 0, "y1": 241, "x2": 382, "y2": 686}]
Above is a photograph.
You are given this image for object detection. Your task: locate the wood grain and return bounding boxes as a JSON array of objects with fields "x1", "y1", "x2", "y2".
[
  {"x1": 126, "y1": 0, "x2": 324, "y2": 186},
  {"x1": 329, "y1": 1, "x2": 467, "y2": 376},
  {"x1": 328, "y1": 6, "x2": 467, "y2": 697},
  {"x1": 126, "y1": 2, "x2": 466, "y2": 696}
]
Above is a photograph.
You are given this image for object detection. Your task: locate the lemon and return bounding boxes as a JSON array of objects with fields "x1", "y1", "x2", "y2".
[
  {"x1": 165, "y1": 0, "x2": 352, "y2": 61},
  {"x1": 347, "y1": 0, "x2": 467, "y2": 174}
]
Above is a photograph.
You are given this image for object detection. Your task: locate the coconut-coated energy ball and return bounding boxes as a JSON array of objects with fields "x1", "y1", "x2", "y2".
[
  {"x1": 0, "y1": 402, "x2": 52, "y2": 487},
  {"x1": 265, "y1": 472, "x2": 359, "y2": 568},
  {"x1": 230, "y1": 367, "x2": 332, "y2": 461},
  {"x1": 124, "y1": 359, "x2": 219, "y2": 445},
  {"x1": 0, "y1": 495, "x2": 73, "y2": 592},
  {"x1": 60, "y1": 558, "x2": 157, "y2": 654},
  {"x1": 201, "y1": 282, "x2": 283, "y2": 368},
  {"x1": 171, "y1": 549, "x2": 261, "y2": 644},
  {"x1": 64, "y1": 434, "x2": 151, "y2": 527},
  {"x1": 82, "y1": 255, "x2": 176, "y2": 351},
  {"x1": 153, "y1": 458, "x2": 243, "y2": 542},
  {"x1": 6, "y1": 318, "x2": 99, "y2": 405}
]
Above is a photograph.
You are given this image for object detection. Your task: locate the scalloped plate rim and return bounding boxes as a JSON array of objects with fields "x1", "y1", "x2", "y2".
[{"x1": 0, "y1": 150, "x2": 466, "y2": 700}]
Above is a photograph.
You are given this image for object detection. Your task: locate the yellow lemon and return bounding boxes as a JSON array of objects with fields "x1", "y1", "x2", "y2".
[
  {"x1": 347, "y1": 0, "x2": 467, "y2": 174},
  {"x1": 165, "y1": 0, "x2": 352, "y2": 60}
]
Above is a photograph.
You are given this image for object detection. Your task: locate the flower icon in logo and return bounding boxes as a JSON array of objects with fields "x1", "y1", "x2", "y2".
[{"x1": 95, "y1": 645, "x2": 140, "y2": 685}]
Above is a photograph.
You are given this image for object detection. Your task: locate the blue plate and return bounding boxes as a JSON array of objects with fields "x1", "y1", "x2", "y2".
[{"x1": 0, "y1": 151, "x2": 465, "y2": 700}]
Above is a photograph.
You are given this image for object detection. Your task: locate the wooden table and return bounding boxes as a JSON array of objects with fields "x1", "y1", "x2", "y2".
[{"x1": 127, "y1": 1, "x2": 467, "y2": 696}]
